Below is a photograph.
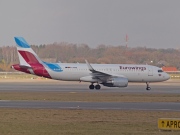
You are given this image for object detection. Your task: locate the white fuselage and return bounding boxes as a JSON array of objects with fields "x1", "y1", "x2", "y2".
[{"x1": 45, "y1": 63, "x2": 169, "y2": 83}]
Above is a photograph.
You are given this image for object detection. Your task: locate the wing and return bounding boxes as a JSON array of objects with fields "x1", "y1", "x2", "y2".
[{"x1": 85, "y1": 60, "x2": 125, "y2": 82}]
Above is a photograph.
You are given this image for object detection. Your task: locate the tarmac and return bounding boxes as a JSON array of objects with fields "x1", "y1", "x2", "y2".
[
  {"x1": 0, "y1": 79, "x2": 179, "y2": 111},
  {"x1": 0, "y1": 100, "x2": 179, "y2": 111}
]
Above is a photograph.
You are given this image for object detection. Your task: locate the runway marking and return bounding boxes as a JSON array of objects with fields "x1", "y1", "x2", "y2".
[{"x1": 0, "y1": 100, "x2": 12, "y2": 102}]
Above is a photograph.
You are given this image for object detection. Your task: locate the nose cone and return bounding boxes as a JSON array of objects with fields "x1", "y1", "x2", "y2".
[{"x1": 164, "y1": 73, "x2": 170, "y2": 81}]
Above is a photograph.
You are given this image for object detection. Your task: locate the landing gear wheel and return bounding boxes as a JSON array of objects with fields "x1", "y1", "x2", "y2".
[
  {"x1": 89, "y1": 84, "x2": 94, "y2": 90},
  {"x1": 95, "y1": 84, "x2": 101, "y2": 90},
  {"x1": 146, "y1": 82, "x2": 151, "y2": 91},
  {"x1": 146, "y1": 87, "x2": 151, "y2": 90}
]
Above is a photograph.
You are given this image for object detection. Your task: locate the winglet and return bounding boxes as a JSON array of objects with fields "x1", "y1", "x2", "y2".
[{"x1": 85, "y1": 60, "x2": 94, "y2": 72}]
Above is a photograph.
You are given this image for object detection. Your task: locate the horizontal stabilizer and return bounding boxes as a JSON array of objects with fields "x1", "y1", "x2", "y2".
[{"x1": 19, "y1": 65, "x2": 32, "y2": 69}]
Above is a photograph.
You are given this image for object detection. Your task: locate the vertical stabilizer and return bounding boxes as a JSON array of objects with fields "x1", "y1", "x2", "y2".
[
  {"x1": 13, "y1": 37, "x2": 52, "y2": 78},
  {"x1": 14, "y1": 37, "x2": 42, "y2": 67}
]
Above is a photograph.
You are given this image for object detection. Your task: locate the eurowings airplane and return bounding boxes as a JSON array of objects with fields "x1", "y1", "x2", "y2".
[{"x1": 11, "y1": 37, "x2": 170, "y2": 90}]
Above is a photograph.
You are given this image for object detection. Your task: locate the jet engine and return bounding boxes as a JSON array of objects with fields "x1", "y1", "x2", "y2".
[{"x1": 102, "y1": 77, "x2": 128, "y2": 87}]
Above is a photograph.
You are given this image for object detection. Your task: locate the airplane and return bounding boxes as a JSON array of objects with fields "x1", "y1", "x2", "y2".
[{"x1": 11, "y1": 37, "x2": 170, "y2": 90}]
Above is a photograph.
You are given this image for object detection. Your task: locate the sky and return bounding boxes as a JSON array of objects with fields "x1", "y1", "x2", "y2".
[{"x1": 0, "y1": 0, "x2": 180, "y2": 48}]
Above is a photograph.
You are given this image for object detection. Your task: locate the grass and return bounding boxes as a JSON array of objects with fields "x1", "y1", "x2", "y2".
[
  {"x1": 0, "y1": 73, "x2": 36, "y2": 79},
  {"x1": 0, "y1": 92, "x2": 180, "y2": 102},
  {"x1": 0, "y1": 109, "x2": 180, "y2": 135}
]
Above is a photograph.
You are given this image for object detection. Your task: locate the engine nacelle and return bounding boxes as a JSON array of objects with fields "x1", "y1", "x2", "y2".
[{"x1": 103, "y1": 77, "x2": 128, "y2": 87}]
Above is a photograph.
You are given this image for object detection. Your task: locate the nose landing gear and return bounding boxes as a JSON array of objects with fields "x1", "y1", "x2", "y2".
[{"x1": 146, "y1": 82, "x2": 151, "y2": 90}]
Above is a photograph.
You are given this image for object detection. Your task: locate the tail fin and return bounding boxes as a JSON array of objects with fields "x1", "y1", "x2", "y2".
[
  {"x1": 13, "y1": 37, "x2": 52, "y2": 78},
  {"x1": 14, "y1": 37, "x2": 42, "y2": 67}
]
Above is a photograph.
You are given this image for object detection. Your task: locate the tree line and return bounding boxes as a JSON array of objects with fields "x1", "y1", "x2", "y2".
[{"x1": 1, "y1": 43, "x2": 180, "y2": 71}]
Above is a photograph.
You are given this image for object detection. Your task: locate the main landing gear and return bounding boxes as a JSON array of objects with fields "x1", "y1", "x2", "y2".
[
  {"x1": 89, "y1": 83, "x2": 101, "y2": 90},
  {"x1": 146, "y1": 82, "x2": 151, "y2": 90}
]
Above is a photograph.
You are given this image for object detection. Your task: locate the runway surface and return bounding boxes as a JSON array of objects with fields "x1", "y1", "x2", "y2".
[
  {"x1": 0, "y1": 80, "x2": 179, "y2": 93},
  {"x1": 0, "y1": 100, "x2": 180, "y2": 111},
  {"x1": 0, "y1": 80, "x2": 179, "y2": 111}
]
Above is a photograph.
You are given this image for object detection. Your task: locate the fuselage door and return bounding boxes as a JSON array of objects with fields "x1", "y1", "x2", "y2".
[{"x1": 148, "y1": 66, "x2": 153, "y2": 76}]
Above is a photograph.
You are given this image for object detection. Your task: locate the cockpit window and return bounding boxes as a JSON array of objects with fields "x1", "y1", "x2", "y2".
[{"x1": 158, "y1": 70, "x2": 163, "y2": 72}]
